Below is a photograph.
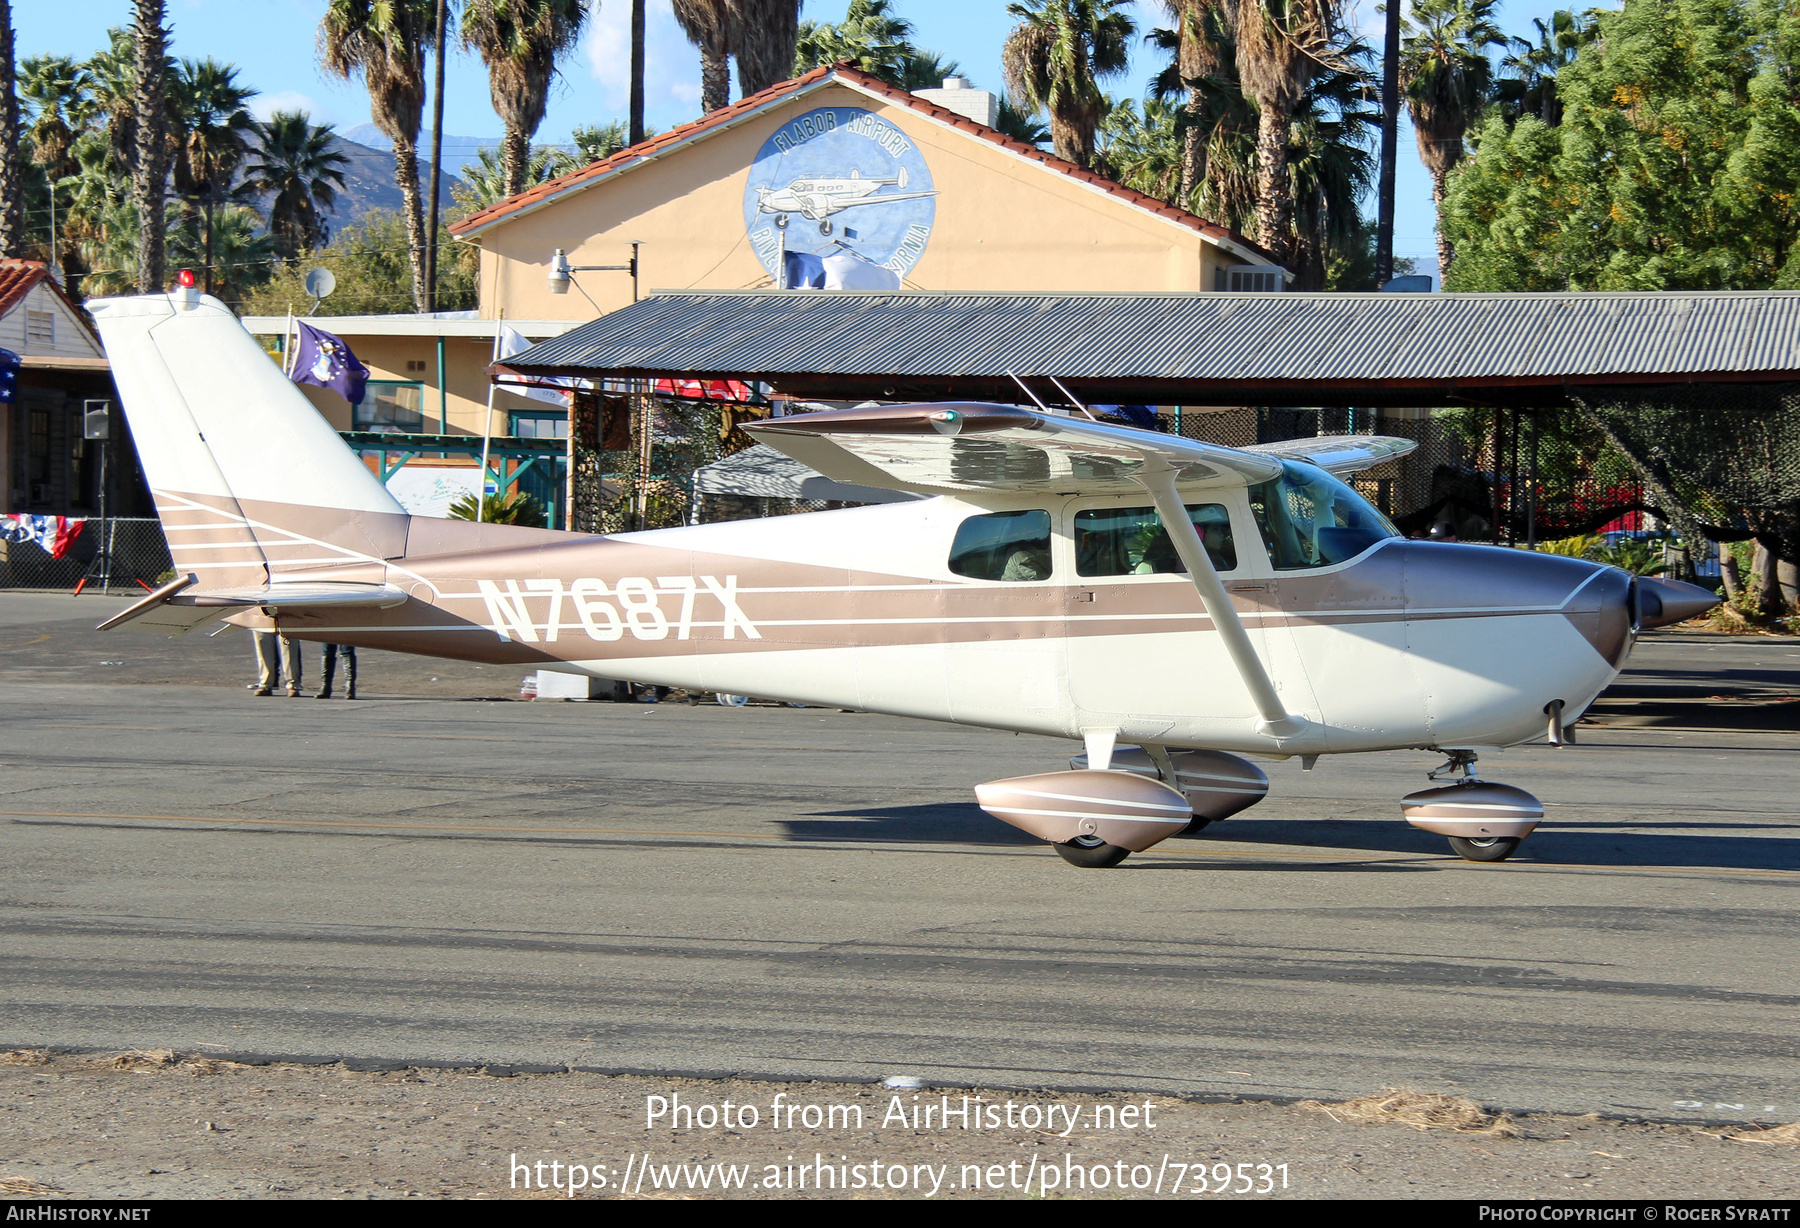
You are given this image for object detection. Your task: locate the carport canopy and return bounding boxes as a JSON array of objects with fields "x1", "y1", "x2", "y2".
[{"x1": 497, "y1": 289, "x2": 1800, "y2": 409}]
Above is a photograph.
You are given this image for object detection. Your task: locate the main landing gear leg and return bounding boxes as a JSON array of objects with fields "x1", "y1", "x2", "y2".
[{"x1": 1400, "y1": 751, "x2": 1544, "y2": 864}]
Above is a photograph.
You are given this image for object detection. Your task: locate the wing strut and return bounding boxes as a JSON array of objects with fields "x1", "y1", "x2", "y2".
[{"x1": 1135, "y1": 458, "x2": 1307, "y2": 740}]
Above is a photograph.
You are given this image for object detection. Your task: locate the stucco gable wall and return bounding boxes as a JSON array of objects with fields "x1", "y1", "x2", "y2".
[{"x1": 472, "y1": 83, "x2": 1232, "y2": 322}]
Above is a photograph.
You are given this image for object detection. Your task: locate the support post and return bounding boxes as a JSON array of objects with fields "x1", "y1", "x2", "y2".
[
  {"x1": 436, "y1": 335, "x2": 447, "y2": 436},
  {"x1": 1135, "y1": 459, "x2": 1305, "y2": 739}
]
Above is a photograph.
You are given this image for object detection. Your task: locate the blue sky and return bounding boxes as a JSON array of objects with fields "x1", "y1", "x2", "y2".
[{"x1": 17, "y1": 1, "x2": 1592, "y2": 273}]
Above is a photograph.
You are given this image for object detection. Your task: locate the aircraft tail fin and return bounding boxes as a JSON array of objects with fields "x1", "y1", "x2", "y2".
[{"x1": 87, "y1": 292, "x2": 409, "y2": 588}]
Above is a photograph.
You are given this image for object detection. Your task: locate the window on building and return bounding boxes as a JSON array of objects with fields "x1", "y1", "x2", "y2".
[
  {"x1": 1074, "y1": 504, "x2": 1237, "y2": 576},
  {"x1": 353, "y1": 381, "x2": 425, "y2": 432},
  {"x1": 28, "y1": 408, "x2": 51, "y2": 485},
  {"x1": 1216, "y1": 266, "x2": 1284, "y2": 293},
  {"x1": 26, "y1": 308, "x2": 54, "y2": 346},
  {"x1": 509, "y1": 410, "x2": 568, "y2": 439},
  {"x1": 948, "y1": 509, "x2": 1053, "y2": 581}
]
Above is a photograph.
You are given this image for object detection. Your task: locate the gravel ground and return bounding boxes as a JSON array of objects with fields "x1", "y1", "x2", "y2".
[{"x1": 2, "y1": 1051, "x2": 1798, "y2": 1200}]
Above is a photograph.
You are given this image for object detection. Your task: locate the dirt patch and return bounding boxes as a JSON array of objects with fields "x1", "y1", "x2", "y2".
[
  {"x1": 1299, "y1": 1088, "x2": 1519, "y2": 1137},
  {"x1": 1728, "y1": 1122, "x2": 1800, "y2": 1147},
  {"x1": 2, "y1": 1052, "x2": 1797, "y2": 1199}
]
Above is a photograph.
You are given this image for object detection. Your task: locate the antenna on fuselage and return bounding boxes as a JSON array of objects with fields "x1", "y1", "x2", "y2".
[
  {"x1": 1004, "y1": 370, "x2": 1052, "y2": 412},
  {"x1": 1044, "y1": 373, "x2": 1103, "y2": 423}
]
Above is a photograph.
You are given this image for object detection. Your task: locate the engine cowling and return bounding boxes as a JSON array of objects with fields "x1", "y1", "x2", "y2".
[{"x1": 975, "y1": 769, "x2": 1193, "y2": 851}]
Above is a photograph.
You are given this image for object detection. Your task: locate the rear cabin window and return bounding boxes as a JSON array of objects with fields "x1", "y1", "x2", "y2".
[
  {"x1": 1074, "y1": 504, "x2": 1237, "y2": 576},
  {"x1": 949, "y1": 510, "x2": 1053, "y2": 581}
]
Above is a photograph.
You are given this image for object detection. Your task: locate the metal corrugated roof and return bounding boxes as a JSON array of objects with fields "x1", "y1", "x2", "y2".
[{"x1": 499, "y1": 290, "x2": 1800, "y2": 408}]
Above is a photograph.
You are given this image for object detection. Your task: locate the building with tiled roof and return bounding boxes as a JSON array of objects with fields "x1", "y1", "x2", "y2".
[
  {"x1": 448, "y1": 62, "x2": 1284, "y2": 321},
  {"x1": 1, "y1": 260, "x2": 141, "y2": 521}
]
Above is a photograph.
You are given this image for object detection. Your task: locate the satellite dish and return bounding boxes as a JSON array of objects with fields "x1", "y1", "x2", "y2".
[{"x1": 303, "y1": 267, "x2": 336, "y2": 311}]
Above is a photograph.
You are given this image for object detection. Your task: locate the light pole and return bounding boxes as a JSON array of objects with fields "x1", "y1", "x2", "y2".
[{"x1": 548, "y1": 244, "x2": 640, "y2": 305}]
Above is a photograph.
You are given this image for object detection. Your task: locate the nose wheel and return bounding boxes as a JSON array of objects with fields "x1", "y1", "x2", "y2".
[
  {"x1": 1054, "y1": 835, "x2": 1131, "y2": 868},
  {"x1": 1447, "y1": 835, "x2": 1521, "y2": 862},
  {"x1": 1402, "y1": 751, "x2": 1543, "y2": 864}
]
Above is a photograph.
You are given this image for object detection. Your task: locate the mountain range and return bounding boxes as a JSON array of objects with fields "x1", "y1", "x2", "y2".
[{"x1": 324, "y1": 131, "x2": 474, "y2": 234}]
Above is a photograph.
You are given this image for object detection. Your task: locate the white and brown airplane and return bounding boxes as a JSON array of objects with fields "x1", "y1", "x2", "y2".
[{"x1": 88, "y1": 290, "x2": 1720, "y2": 867}]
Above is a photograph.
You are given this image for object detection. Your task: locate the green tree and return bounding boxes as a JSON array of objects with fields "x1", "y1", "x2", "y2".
[
  {"x1": 1003, "y1": 0, "x2": 1136, "y2": 169},
  {"x1": 237, "y1": 207, "x2": 480, "y2": 317},
  {"x1": 168, "y1": 203, "x2": 277, "y2": 305},
  {"x1": 243, "y1": 110, "x2": 351, "y2": 259},
  {"x1": 570, "y1": 120, "x2": 658, "y2": 162},
  {"x1": 1401, "y1": 0, "x2": 1506, "y2": 276},
  {"x1": 132, "y1": 0, "x2": 172, "y2": 291},
  {"x1": 734, "y1": 0, "x2": 801, "y2": 98},
  {"x1": 461, "y1": 0, "x2": 588, "y2": 200},
  {"x1": 20, "y1": 55, "x2": 93, "y2": 273},
  {"x1": 320, "y1": 0, "x2": 439, "y2": 311},
  {"x1": 1493, "y1": 8, "x2": 1599, "y2": 128},
  {"x1": 452, "y1": 144, "x2": 577, "y2": 208},
  {"x1": 169, "y1": 57, "x2": 259, "y2": 295},
  {"x1": 1233, "y1": 0, "x2": 1345, "y2": 266},
  {"x1": 671, "y1": 1, "x2": 734, "y2": 115},
  {"x1": 1442, "y1": 0, "x2": 1782, "y2": 292},
  {"x1": 1, "y1": 2, "x2": 26, "y2": 257}
]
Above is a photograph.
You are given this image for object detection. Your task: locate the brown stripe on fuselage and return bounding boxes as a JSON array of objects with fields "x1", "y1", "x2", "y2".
[{"x1": 263, "y1": 533, "x2": 1620, "y2": 668}]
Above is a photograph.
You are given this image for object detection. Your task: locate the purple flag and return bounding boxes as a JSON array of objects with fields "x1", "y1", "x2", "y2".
[{"x1": 290, "y1": 322, "x2": 369, "y2": 406}]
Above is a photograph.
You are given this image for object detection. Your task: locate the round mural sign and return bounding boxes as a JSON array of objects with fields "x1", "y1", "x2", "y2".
[{"x1": 743, "y1": 106, "x2": 936, "y2": 282}]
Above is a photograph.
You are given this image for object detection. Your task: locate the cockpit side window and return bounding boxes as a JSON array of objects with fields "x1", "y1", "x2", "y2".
[
  {"x1": 1248, "y1": 460, "x2": 1400, "y2": 569},
  {"x1": 949, "y1": 509, "x2": 1054, "y2": 581},
  {"x1": 1074, "y1": 504, "x2": 1237, "y2": 576}
]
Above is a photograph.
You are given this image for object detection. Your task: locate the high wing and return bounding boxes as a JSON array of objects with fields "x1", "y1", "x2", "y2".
[
  {"x1": 100, "y1": 574, "x2": 408, "y2": 636},
  {"x1": 746, "y1": 402, "x2": 1283, "y2": 495},
  {"x1": 1241, "y1": 434, "x2": 1417, "y2": 476}
]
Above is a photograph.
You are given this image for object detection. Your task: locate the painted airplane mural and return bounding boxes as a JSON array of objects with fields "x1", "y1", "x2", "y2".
[
  {"x1": 754, "y1": 167, "x2": 936, "y2": 234},
  {"x1": 89, "y1": 291, "x2": 1720, "y2": 868}
]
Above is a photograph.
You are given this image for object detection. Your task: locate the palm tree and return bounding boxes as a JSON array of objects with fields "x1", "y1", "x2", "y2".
[
  {"x1": 672, "y1": 1, "x2": 735, "y2": 115},
  {"x1": 733, "y1": 0, "x2": 801, "y2": 98},
  {"x1": 1401, "y1": 0, "x2": 1504, "y2": 275},
  {"x1": 461, "y1": 0, "x2": 588, "y2": 200},
  {"x1": 0, "y1": 1, "x2": 24, "y2": 258},
  {"x1": 169, "y1": 58, "x2": 258, "y2": 295},
  {"x1": 795, "y1": 0, "x2": 910, "y2": 79},
  {"x1": 321, "y1": 0, "x2": 438, "y2": 312},
  {"x1": 132, "y1": 0, "x2": 172, "y2": 292},
  {"x1": 243, "y1": 111, "x2": 351, "y2": 259},
  {"x1": 452, "y1": 144, "x2": 578, "y2": 208},
  {"x1": 168, "y1": 203, "x2": 277, "y2": 304},
  {"x1": 997, "y1": 95, "x2": 1052, "y2": 145},
  {"x1": 1153, "y1": 2, "x2": 1224, "y2": 203},
  {"x1": 1494, "y1": 8, "x2": 1595, "y2": 128},
  {"x1": 21, "y1": 55, "x2": 92, "y2": 273},
  {"x1": 1233, "y1": 0, "x2": 1343, "y2": 266},
  {"x1": 1002, "y1": 0, "x2": 1136, "y2": 170}
]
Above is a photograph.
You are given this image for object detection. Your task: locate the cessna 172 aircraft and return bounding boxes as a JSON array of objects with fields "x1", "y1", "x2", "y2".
[{"x1": 89, "y1": 289, "x2": 1719, "y2": 867}]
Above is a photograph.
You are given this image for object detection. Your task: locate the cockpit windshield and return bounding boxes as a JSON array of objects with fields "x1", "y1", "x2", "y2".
[{"x1": 1248, "y1": 460, "x2": 1400, "y2": 570}]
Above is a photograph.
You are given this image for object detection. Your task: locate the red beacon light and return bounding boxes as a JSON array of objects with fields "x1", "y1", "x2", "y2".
[{"x1": 177, "y1": 269, "x2": 196, "y2": 289}]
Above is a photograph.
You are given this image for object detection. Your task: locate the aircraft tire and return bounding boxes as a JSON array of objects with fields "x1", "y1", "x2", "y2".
[
  {"x1": 1055, "y1": 836, "x2": 1131, "y2": 868},
  {"x1": 1448, "y1": 835, "x2": 1521, "y2": 862}
]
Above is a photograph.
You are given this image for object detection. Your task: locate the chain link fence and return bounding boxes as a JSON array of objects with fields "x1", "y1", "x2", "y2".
[{"x1": 0, "y1": 517, "x2": 174, "y2": 593}]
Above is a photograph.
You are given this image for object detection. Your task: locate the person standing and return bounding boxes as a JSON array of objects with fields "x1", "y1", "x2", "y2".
[
  {"x1": 251, "y1": 630, "x2": 305, "y2": 697},
  {"x1": 317, "y1": 643, "x2": 357, "y2": 700}
]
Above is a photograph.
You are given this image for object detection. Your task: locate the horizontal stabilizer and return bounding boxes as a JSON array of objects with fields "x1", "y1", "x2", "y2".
[
  {"x1": 100, "y1": 578, "x2": 408, "y2": 637},
  {"x1": 1241, "y1": 435, "x2": 1417, "y2": 476},
  {"x1": 748, "y1": 402, "x2": 1282, "y2": 495}
]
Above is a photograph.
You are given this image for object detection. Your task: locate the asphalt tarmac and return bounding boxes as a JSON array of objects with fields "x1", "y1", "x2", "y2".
[{"x1": 3, "y1": 592, "x2": 1799, "y2": 1126}]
